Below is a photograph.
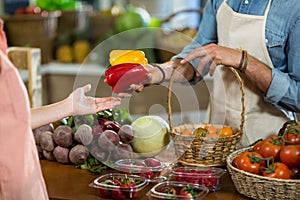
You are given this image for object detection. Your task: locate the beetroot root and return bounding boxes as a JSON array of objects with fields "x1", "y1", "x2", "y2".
[
  {"x1": 74, "y1": 124, "x2": 93, "y2": 145},
  {"x1": 53, "y1": 125, "x2": 73, "y2": 148},
  {"x1": 69, "y1": 144, "x2": 89, "y2": 165},
  {"x1": 43, "y1": 150, "x2": 55, "y2": 161},
  {"x1": 40, "y1": 131, "x2": 55, "y2": 152},
  {"x1": 53, "y1": 146, "x2": 70, "y2": 164},
  {"x1": 33, "y1": 124, "x2": 53, "y2": 145}
]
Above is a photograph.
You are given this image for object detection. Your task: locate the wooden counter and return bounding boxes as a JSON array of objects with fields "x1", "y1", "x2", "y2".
[{"x1": 40, "y1": 160, "x2": 251, "y2": 200}]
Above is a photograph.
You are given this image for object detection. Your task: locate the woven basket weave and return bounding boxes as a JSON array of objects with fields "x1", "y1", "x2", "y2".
[
  {"x1": 168, "y1": 66, "x2": 245, "y2": 167},
  {"x1": 227, "y1": 147, "x2": 300, "y2": 200}
]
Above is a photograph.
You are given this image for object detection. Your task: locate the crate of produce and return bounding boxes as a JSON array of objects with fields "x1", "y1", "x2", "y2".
[
  {"x1": 3, "y1": 11, "x2": 61, "y2": 63},
  {"x1": 227, "y1": 146, "x2": 300, "y2": 200},
  {"x1": 168, "y1": 66, "x2": 244, "y2": 167}
]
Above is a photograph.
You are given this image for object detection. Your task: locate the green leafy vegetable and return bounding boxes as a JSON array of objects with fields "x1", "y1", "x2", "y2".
[{"x1": 77, "y1": 156, "x2": 108, "y2": 174}]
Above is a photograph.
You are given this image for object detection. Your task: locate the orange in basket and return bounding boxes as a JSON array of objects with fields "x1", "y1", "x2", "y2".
[{"x1": 219, "y1": 127, "x2": 233, "y2": 137}]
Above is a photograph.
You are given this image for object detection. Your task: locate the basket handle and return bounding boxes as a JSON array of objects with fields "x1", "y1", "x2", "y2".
[
  {"x1": 160, "y1": 9, "x2": 203, "y2": 25},
  {"x1": 167, "y1": 65, "x2": 245, "y2": 134}
]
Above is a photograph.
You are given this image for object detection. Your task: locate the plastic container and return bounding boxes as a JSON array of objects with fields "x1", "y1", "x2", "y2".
[
  {"x1": 149, "y1": 181, "x2": 209, "y2": 200},
  {"x1": 90, "y1": 173, "x2": 149, "y2": 199},
  {"x1": 114, "y1": 158, "x2": 168, "y2": 182},
  {"x1": 169, "y1": 166, "x2": 225, "y2": 191}
]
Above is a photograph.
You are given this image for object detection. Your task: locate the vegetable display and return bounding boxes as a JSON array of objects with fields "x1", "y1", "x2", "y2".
[
  {"x1": 32, "y1": 108, "x2": 132, "y2": 174},
  {"x1": 233, "y1": 120, "x2": 300, "y2": 180}
]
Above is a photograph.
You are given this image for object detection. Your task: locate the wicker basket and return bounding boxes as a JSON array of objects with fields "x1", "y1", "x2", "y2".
[
  {"x1": 3, "y1": 11, "x2": 61, "y2": 63},
  {"x1": 168, "y1": 66, "x2": 245, "y2": 167},
  {"x1": 227, "y1": 147, "x2": 300, "y2": 200}
]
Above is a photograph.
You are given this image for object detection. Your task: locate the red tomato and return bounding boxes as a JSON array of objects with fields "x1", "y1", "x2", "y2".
[
  {"x1": 159, "y1": 186, "x2": 177, "y2": 195},
  {"x1": 283, "y1": 132, "x2": 300, "y2": 145},
  {"x1": 178, "y1": 184, "x2": 195, "y2": 199},
  {"x1": 279, "y1": 145, "x2": 300, "y2": 168},
  {"x1": 278, "y1": 120, "x2": 300, "y2": 144},
  {"x1": 258, "y1": 136, "x2": 282, "y2": 160},
  {"x1": 262, "y1": 162, "x2": 291, "y2": 179},
  {"x1": 252, "y1": 140, "x2": 265, "y2": 152},
  {"x1": 233, "y1": 152, "x2": 265, "y2": 174},
  {"x1": 289, "y1": 167, "x2": 300, "y2": 179},
  {"x1": 178, "y1": 190, "x2": 193, "y2": 199}
]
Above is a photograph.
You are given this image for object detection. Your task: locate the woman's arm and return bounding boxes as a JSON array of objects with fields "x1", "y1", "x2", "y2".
[{"x1": 31, "y1": 84, "x2": 121, "y2": 129}]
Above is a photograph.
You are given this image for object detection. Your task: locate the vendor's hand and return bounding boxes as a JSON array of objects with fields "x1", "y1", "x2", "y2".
[
  {"x1": 105, "y1": 64, "x2": 164, "y2": 98},
  {"x1": 180, "y1": 43, "x2": 242, "y2": 76},
  {"x1": 68, "y1": 84, "x2": 121, "y2": 116}
]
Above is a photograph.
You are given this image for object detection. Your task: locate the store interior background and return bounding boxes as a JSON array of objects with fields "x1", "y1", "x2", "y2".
[{"x1": 1, "y1": 0, "x2": 210, "y2": 124}]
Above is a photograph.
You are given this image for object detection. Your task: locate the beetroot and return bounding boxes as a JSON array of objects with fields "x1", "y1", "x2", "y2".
[
  {"x1": 144, "y1": 158, "x2": 161, "y2": 167},
  {"x1": 98, "y1": 130, "x2": 120, "y2": 151},
  {"x1": 111, "y1": 143, "x2": 133, "y2": 161},
  {"x1": 53, "y1": 146, "x2": 70, "y2": 164},
  {"x1": 43, "y1": 150, "x2": 55, "y2": 161},
  {"x1": 118, "y1": 124, "x2": 134, "y2": 144},
  {"x1": 40, "y1": 131, "x2": 55, "y2": 152},
  {"x1": 36, "y1": 145, "x2": 43, "y2": 159},
  {"x1": 92, "y1": 125, "x2": 103, "y2": 138},
  {"x1": 69, "y1": 144, "x2": 89, "y2": 165},
  {"x1": 53, "y1": 125, "x2": 73, "y2": 148},
  {"x1": 74, "y1": 124, "x2": 93, "y2": 145},
  {"x1": 90, "y1": 145, "x2": 108, "y2": 162},
  {"x1": 33, "y1": 124, "x2": 53, "y2": 145}
]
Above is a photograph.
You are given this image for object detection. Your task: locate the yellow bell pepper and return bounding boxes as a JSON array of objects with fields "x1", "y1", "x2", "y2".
[{"x1": 109, "y1": 50, "x2": 148, "y2": 66}]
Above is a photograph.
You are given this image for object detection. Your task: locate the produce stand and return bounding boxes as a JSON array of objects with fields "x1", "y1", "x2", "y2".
[{"x1": 40, "y1": 160, "x2": 250, "y2": 200}]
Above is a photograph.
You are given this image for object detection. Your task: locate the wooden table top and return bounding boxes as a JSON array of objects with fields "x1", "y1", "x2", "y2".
[{"x1": 40, "y1": 160, "x2": 251, "y2": 200}]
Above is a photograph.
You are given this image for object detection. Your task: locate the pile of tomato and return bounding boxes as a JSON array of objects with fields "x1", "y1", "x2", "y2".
[
  {"x1": 233, "y1": 120, "x2": 300, "y2": 179},
  {"x1": 182, "y1": 125, "x2": 233, "y2": 138}
]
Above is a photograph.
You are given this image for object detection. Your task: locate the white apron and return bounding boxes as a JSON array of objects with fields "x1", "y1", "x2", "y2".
[
  {"x1": 0, "y1": 20, "x2": 48, "y2": 200},
  {"x1": 209, "y1": 0, "x2": 289, "y2": 147}
]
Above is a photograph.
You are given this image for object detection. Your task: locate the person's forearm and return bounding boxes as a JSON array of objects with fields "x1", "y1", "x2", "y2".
[
  {"x1": 31, "y1": 97, "x2": 72, "y2": 129},
  {"x1": 244, "y1": 55, "x2": 272, "y2": 94}
]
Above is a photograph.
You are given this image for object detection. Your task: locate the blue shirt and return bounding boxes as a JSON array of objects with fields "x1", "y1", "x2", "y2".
[{"x1": 174, "y1": 0, "x2": 300, "y2": 114}]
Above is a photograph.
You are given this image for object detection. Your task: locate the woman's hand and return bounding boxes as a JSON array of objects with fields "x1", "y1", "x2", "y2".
[
  {"x1": 31, "y1": 84, "x2": 121, "y2": 129},
  {"x1": 180, "y1": 43, "x2": 242, "y2": 76},
  {"x1": 68, "y1": 84, "x2": 121, "y2": 115}
]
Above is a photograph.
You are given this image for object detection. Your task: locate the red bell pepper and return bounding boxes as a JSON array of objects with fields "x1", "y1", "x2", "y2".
[{"x1": 105, "y1": 63, "x2": 149, "y2": 93}]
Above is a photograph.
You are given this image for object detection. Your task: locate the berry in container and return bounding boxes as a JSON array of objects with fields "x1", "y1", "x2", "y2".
[
  {"x1": 90, "y1": 173, "x2": 149, "y2": 199},
  {"x1": 168, "y1": 166, "x2": 225, "y2": 192},
  {"x1": 114, "y1": 158, "x2": 168, "y2": 182},
  {"x1": 148, "y1": 181, "x2": 209, "y2": 200}
]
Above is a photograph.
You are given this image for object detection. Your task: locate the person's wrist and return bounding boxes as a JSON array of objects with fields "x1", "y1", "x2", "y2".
[
  {"x1": 151, "y1": 64, "x2": 165, "y2": 85},
  {"x1": 64, "y1": 95, "x2": 75, "y2": 116},
  {"x1": 237, "y1": 50, "x2": 248, "y2": 73}
]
